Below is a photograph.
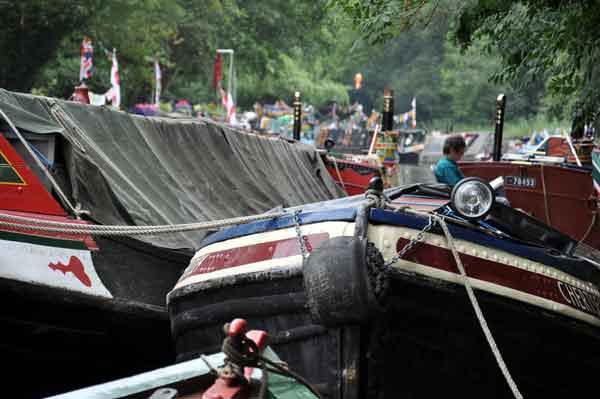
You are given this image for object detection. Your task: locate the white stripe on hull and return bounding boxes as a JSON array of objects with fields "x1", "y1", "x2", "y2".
[
  {"x1": 175, "y1": 221, "x2": 355, "y2": 290},
  {"x1": 0, "y1": 238, "x2": 112, "y2": 298}
]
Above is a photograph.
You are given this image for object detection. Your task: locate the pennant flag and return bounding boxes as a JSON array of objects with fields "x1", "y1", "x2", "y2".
[
  {"x1": 411, "y1": 97, "x2": 417, "y2": 128},
  {"x1": 79, "y1": 36, "x2": 94, "y2": 82},
  {"x1": 220, "y1": 87, "x2": 237, "y2": 124},
  {"x1": 213, "y1": 53, "x2": 222, "y2": 89},
  {"x1": 154, "y1": 58, "x2": 161, "y2": 105},
  {"x1": 105, "y1": 49, "x2": 121, "y2": 109}
]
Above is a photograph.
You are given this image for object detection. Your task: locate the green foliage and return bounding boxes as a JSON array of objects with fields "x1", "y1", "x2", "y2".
[
  {"x1": 0, "y1": 0, "x2": 105, "y2": 90},
  {"x1": 0, "y1": 0, "x2": 570, "y2": 131},
  {"x1": 330, "y1": 0, "x2": 600, "y2": 127}
]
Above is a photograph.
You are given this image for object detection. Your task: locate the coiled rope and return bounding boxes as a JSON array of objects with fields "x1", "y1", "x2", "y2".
[
  {"x1": 0, "y1": 210, "x2": 287, "y2": 236},
  {"x1": 221, "y1": 334, "x2": 323, "y2": 399}
]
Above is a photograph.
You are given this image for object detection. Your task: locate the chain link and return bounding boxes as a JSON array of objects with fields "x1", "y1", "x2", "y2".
[
  {"x1": 292, "y1": 209, "x2": 309, "y2": 260},
  {"x1": 384, "y1": 216, "x2": 435, "y2": 268}
]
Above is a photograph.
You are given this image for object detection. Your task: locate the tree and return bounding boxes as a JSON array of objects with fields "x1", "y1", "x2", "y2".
[
  {"x1": 329, "y1": 0, "x2": 600, "y2": 125},
  {"x1": 0, "y1": 0, "x2": 105, "y2": 90}
]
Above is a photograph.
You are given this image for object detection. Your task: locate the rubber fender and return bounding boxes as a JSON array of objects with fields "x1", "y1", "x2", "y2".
[{"x1": 303, "y1": 236, "x2": 387, "y2": 327}]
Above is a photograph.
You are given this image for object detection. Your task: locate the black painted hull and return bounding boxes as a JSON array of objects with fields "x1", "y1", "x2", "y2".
[
  {"x1": 169, "y1": 271, "x2": 600, "y2": 398},
  {"x1": 2, "y1": 236, "x2": 190, "y2": 398}
]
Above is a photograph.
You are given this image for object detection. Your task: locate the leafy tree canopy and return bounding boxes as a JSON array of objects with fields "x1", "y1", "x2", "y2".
[{"x1": 330, "y1": 0, "x2": 600, "y2": 126}]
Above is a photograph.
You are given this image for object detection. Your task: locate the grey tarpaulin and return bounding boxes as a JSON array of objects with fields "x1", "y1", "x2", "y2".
[{"x1": 0, "y1": 89, "x2": 343, "y2": 250}]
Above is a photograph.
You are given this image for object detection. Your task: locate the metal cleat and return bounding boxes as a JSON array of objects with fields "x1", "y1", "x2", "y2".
[{"x1": 202, "y1": 319, "x2": 269, "y2": 399}]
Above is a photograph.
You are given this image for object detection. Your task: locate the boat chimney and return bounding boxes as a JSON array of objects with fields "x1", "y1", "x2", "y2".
[
  {"x1": 71, "y1": 83, "x2": 90, "y2": 104},
  {"x1": 293, "y1": 91, "x2": 302, "y2": 141},
  {"x1": 493, "y1": 93, "x2": 506, "y2": 162},
  {"x1": 382, "y1": 88, "x2": 394, "y2": 131}
]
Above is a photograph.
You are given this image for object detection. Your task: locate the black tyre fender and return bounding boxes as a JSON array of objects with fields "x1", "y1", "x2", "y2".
[{"x1": 303, "y1": 236, "x2": 388, "y2": 327}]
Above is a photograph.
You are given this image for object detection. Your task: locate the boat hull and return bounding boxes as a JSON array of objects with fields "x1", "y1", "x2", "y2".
[
  {"x1": 169, "y1": 212, "x2": 600, "y2": 398},
  {"x1": 1, "y1": 228, "x2": 190, "y2": 398},
  {"x1": 169, "y1": 265, "x2": 600, "y2": 398},
  {"x1": 460, "y1": 161, "x2": 600, "y2": 249}
]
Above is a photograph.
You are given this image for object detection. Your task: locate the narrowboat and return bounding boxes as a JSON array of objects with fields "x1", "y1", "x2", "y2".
[{"x1": 169, "y1": 176, "x2": 600, "y2": 398}]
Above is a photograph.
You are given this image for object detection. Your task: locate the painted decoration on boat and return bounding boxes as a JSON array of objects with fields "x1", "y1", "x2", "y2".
[
  {"x1": 0, "y1": 231, "x2": 112, "y2": 298},
  {"x1": 0, "y1": 133, "x2": 66, "y2": 216},
  {"x1": 177, "y1": 221, "x2": 354, "y2": 288},
  {"x1": 48, "y1": 256, "x2": 92, "y2": 287},
  {"x1": 0, "y1": 148, "x2": 25, "y2": 185}
]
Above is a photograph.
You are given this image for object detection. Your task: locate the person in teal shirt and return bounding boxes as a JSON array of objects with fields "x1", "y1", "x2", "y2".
[{"x1": 434, "y1": 135, "x2": 466, "y2": 186}]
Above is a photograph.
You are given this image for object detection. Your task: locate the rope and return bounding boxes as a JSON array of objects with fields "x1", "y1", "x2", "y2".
[
  {"x1": 0, "y1": 108, "x2": 79, "y2": 216},
  {"x1": 330, "y1": 156, "x2": 347, "y2": 192},
  {"x1": 540, "y1": 164, "x2": 551, "y2": 226},
  {"x1": 436, "y1": 216, "x2": 523, "y2": 399},
  {"x1": 0, "y1": 210, "x2": 286, "y2": 236},
  {"x1": 579, "y1": 211, "x2": 597, "y2": 245},
  {"x1": 221, "y1": 335, "x2": 324, "y2": 399}
]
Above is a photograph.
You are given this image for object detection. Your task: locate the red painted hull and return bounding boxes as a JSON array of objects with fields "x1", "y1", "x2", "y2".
[
  {"x1": 324, "y1": 156, "x2": 396, "y2": 195},
  {"x1": 0, "y1": 134, "x2": 66, "y2": 216},
  {"x1": 460, "y1": 161, "x2": 600, "y2": 249}
]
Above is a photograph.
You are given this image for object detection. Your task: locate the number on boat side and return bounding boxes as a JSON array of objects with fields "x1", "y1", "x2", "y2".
[{"x1": 504, "y1": 176, "x2": 536, "y2": 188}]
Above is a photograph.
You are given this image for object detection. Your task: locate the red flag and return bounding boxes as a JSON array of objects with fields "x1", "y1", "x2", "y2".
[
  {"x1": 213, "y1": 53, "x2": 222, "y2": 89},
  {"x1": 220, "y1": 87, "x2": 237, "y2": 124}
]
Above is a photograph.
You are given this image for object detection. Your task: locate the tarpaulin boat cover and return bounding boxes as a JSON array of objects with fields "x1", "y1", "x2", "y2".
[{"x1": 0, "y1": 89, "x2": 343, "y2": 250}]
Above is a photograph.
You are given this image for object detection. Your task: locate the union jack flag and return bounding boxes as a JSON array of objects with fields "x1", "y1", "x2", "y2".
[{"x1": 79, "y1": 36, "x2": 93, "y2": 82}]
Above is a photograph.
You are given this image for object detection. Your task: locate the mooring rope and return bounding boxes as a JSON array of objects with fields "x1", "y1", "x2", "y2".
[
  {"x1": 0, "y1": 210, "x2": 287, "y2": 236},
  {"x1": 330, "y1": 156, "x2": 347, "y2": 192},
  {"x1": 436, "y1": 215, "x2": 524, "y2": 399},
  {"x1": 540, "y1": 164, "x2": 551, "y2": 227}
]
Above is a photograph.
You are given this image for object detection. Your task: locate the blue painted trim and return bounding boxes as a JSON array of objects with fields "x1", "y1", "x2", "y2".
[
  {"x1": 369, "y1": 208, "x2": 597, "y2": 283},
  {"x1": 200, "y1": 208, "x2": 357, "y2": 248}
]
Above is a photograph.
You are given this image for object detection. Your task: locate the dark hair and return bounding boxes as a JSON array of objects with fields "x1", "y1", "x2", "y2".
[{"x1": 443, "y1": 135, "x2": 466, "y2": 155}]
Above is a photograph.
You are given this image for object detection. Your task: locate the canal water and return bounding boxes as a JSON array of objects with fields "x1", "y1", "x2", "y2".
[{"x1": 393, "y1": 163, "x2": 437, "y2": 186}]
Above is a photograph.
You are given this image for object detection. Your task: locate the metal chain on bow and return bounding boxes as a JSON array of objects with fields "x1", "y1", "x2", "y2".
[
  {"x1": 384, "y1": 215, "x2": 435, "y2": 268},
  {"x1": 292, "y1": 209, "x2": 309, "y2": 260}
]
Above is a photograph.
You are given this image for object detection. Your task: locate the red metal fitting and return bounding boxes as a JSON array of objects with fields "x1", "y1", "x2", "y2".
[{"x1": 227, "y1": 318, "x2": 247, "y2": 337}]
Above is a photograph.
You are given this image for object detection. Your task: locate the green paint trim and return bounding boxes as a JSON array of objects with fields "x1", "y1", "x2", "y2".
[
  {"x1": 0, "y1": 165, "x2": 24, "y2": 183},
  {"x1": 0, "y1": 229, "x2": 88, "y2": 250}
]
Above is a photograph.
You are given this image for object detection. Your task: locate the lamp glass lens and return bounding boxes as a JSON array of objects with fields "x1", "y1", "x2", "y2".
[{"x1": 454, "y1": 181, "x2": 493, "y2": 218}]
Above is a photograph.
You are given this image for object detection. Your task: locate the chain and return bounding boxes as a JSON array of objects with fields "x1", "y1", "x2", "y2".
[
  {"x1": 292, "y1": 209, "x2": 309, "y2": 260},
  {"x1": 384, "y1": 216, "x2": 435, "y2": 268}
]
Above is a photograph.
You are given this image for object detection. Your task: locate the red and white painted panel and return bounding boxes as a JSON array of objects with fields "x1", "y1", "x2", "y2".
[
  {"x1": 175, "y1": 221, "x2": 356, "y2": 290},
  {"x1": 368, "y1": 224, "x2": 600, "y2": 327},
  {"x1": 0, "y1": 234, "x2": 112, "y2": 298}
]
